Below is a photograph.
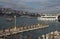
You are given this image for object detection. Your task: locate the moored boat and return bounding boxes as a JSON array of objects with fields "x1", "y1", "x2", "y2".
[{"x1": 37, "y1": 15, "x2": 58, "y2": 21}]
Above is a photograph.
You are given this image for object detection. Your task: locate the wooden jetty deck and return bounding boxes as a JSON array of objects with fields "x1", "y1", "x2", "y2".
[{"x1": 0, "y1": 24, "x2": 49, "y2": 37}]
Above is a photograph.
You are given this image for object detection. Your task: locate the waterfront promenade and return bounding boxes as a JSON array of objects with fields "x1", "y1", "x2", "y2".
[{"x1": 0, "y1": 24, "x2": 49, "y2": 37}]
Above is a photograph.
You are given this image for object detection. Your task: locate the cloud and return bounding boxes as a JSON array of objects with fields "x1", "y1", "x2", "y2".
[
  {"x1": 20, "y1": 0, "x2": 48, "y2": 2},
  {"x1": 0, "y1": 0, "x2": 33, "y2": 10},
  {"x1": 0, "y1": 0, "x2": 60, "y2": 14},
  {"x1": 27, "y1": 0, "x2": 60, "y2": 14}
]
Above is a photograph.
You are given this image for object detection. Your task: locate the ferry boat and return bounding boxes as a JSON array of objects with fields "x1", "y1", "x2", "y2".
[{"x1": 37, "y1": 15, "x2": 58, "y2": 21}]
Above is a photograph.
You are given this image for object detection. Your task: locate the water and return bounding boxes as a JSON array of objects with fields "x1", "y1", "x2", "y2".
[
  {"x1": 0, "y1": 16, "x2": 60, "y2": 39},
  {"x1": 0, "y1": 17, "x2": 37, "y2": 29}
]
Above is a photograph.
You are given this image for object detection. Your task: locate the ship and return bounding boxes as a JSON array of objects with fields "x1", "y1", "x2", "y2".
[{"x1": 37, "y1": 15, "x2": 58, "y2": 21}]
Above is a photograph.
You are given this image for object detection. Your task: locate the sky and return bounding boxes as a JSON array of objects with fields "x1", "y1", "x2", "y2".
[{"x1": 0, "y1": 0, "x2": 60, "y2": 14}]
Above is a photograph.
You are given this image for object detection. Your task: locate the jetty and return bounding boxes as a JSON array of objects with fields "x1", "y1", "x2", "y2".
[
  {"x1": 0, "y1": 16, "x2": 49, "y2": 38},
  {"x1": 0, "y1": 24, "x2": 49, "y2": 37}
]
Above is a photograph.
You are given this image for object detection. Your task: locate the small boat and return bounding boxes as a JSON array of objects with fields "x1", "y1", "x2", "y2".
[{"x1": 6, "y1": 17, "x2": 13, "y2": 22}]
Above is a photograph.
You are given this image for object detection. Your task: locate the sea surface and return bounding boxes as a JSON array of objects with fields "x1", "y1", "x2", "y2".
[{"x1": 0, "y1": 16, "x2": 60, "y2": 39}]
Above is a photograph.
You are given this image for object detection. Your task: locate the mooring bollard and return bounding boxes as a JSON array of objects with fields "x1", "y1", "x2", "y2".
[
  {"x1": 46, "y1": 34, "x2": 49, "y2": 39},
  {"x1": 21, "y1": 27, "x2": 23, "y2": 31},
  {"x1": 27, "y1": 26, "x2": 30, "y2": 29},
  {"x1": 54, "y1": 30, "x2": 59, "y2": 36},
  {"x1": 37, "y1": 24, "x2": 40, "y2": 27},
  {"x1": 33, "y1": 25, "x2": 35, "y2": 28},
  {"x1": 38, "y1": 36, "x2": 41, "y2": 39},
  {"x1": 50, "y1": 32, "x2": 54, "y2": 39},
  {"x1": 42, "y1": 35, "x2": 45, "y2": 39},
  {"x1": 24, "y1": 26, "x2": 26, "y2": 30}
]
